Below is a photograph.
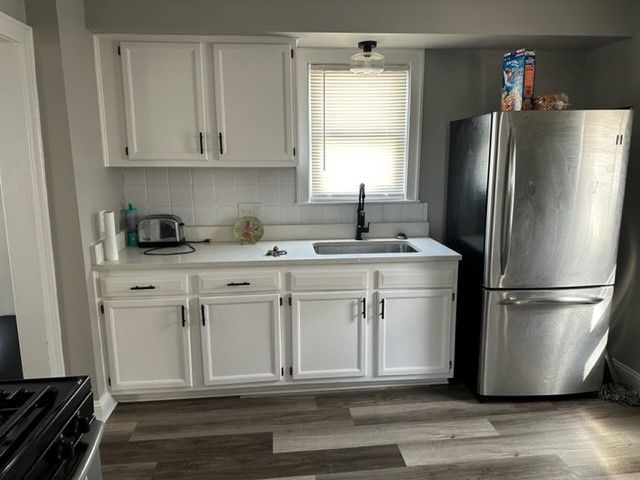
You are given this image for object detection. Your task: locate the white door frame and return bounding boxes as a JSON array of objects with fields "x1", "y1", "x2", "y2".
[{"x1": 0, "y1": 11, "x2": 65, "y2": 377}]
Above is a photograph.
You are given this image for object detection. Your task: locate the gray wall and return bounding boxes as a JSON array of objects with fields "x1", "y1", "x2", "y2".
[
  {"x1": 0, "y1": 194, "x2": 14, "y2": 315},
  {"x1": 420, "y1": 50, "x2": 587, "y2": 240},
  {"x1": 584, "y1": 35, "x2": 640, "y2": 375},
  {"x1": 25, "y1": 0, "x2": 124, "y2": 394},
  {"x1": 83, "y1": 0, "x2": 638, "y2": 38},
  {"x1": 0, "y1": 0, "x2": 25, "y2": 22}
]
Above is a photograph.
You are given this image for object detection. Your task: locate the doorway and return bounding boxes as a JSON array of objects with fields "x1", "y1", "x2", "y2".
[{"x1": 0, "y1": 12, "x2": 64, "y2": 377}]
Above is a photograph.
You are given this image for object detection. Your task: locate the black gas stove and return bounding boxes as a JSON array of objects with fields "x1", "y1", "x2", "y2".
[{"x1": 0, "y1": 376, "x2": 99, "y2": 480}]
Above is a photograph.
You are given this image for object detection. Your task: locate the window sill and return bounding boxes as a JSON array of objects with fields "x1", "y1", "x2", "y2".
[{"x1": 297, "y1": 199, "x2": 421, "y2": 206}]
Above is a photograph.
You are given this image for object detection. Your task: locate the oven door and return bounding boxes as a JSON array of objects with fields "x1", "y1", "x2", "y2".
[
  {"x1": 70, "y1": 420, "x2": 104, "y2": 480},
  {"x1": 478, "y1": 286, "x2": 612, "y2": 396}
]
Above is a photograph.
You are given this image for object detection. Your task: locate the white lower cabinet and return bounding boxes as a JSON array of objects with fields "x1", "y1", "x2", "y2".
[
  {"x1": 103, "y1": 297, "x2": 193, "y2": 391},
  {"x1": 199, "y1": 294, "x2": 283, "y2": 385},
  {"x1": 376, "y1": 289, "x2": 453, "y2": 377},
  {"x1": 291, "y1": 291, "x2": 367, "y2": 380},
  {"x1": 98, "y1": 262, "x2": 458, "y2": 397}
]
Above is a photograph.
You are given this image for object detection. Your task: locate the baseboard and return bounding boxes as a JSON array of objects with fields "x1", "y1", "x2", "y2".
[
  {"x1": 613, "y1": 358, "x2": 640, "y2": 392},
  {"x1": 94, "y1": 391, "x2": 117, "y2": 422}
]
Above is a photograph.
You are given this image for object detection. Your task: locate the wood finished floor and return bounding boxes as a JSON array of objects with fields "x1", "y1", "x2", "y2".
[{"x1": 101, "y1": 385, "x2": 640, "y2": 479}]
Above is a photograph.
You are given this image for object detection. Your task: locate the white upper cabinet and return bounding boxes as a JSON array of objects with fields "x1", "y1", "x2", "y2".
[
  {"x1": 119, "y1": 42, "x2": 209, "y2": 162},
  {"x1": 95, "y1": 35, "x2": 296, "y2": 167},
  {"x1": 212, "y1": 43, "x2": 295, "y2": 165}
]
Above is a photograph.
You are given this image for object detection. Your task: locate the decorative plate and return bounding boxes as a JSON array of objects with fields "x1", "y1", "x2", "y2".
[{"x1": 233, "y1": 216, "x2": 264, "y2": 244}]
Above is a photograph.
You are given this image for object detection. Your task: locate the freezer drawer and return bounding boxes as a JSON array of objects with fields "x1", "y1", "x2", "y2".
[{"x1": 478, "y1": 286, "x2": 612, "y2": 396}]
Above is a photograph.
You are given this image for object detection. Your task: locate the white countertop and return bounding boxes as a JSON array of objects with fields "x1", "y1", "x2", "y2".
[{"x1": 95, "y1": 238, "x2": 460, "y2": 271}]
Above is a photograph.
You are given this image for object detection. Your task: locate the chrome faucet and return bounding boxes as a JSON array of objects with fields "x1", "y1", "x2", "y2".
[{"x1": 355, "y1": 183, "x2": 370, "y2": 240}]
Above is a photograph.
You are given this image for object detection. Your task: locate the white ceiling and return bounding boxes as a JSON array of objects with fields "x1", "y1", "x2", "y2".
[{"x1": 292, "y1": 33, "x2": 628, "y2": 51}]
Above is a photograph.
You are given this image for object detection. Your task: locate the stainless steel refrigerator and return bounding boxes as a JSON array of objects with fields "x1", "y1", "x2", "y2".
[{"x1": 445, "y1": 109, "x2": 633, "y2": 397}]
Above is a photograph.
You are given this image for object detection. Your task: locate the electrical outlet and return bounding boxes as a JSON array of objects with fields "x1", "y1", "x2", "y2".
[{"x1": 238, "y1": 203, "x2": 262, "y2": 218}]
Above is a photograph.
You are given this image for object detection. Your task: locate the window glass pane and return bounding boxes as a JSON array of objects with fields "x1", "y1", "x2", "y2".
[{"x1": 309, "y1": 66, "x2": 410, "y2": 201}]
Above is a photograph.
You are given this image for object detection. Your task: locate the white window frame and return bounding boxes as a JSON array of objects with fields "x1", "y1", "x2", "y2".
[{"x1": 296, "y1": 48, "x2": 424, "y2": 204}]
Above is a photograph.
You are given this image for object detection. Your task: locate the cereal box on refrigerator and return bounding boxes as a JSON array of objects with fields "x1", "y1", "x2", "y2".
[{"x1": 501, "y1": 49, "x2": 524, "y2": 111}]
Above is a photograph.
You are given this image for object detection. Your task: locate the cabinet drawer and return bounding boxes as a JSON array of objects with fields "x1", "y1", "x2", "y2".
[
  {"x1": 100, "y1": 274, "x2": 189, "y2": 297},
  {"x1": 377, "y1": 264, "x2": 456, "y2": 289},
  {"x1": 197, "y1": 270, "x2": 280, "y2": 294},
  {"x1": 289, "y1": 271, "x2": 368, "y2": 291}
]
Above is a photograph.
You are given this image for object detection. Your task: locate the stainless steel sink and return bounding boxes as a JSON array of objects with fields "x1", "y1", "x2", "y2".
[{"x1": 312, "y1": 241, "x2": 419, "y2": 255}]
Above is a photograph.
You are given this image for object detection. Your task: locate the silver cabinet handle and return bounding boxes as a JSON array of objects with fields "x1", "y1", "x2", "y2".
[
  {"x1": 500, "y1": 128, "x2": 516, "y2": 276},
  {"x1": 498, "y1": 296, "x2": 605, "y2": 306}
]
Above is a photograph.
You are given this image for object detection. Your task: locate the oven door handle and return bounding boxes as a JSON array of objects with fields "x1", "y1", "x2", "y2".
[{"x1": 70, "y1": 420, "x2": 105, "y2": 480}]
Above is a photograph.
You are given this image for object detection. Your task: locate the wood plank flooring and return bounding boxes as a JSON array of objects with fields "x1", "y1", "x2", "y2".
[{"x1": 101, "y1": 384, "x2": 640, "y2": 479}]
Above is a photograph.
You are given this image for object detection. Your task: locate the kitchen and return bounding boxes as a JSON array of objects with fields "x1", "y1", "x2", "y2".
[{"x1": 0, "y1": 0, "x2": 639, "y2": 478}]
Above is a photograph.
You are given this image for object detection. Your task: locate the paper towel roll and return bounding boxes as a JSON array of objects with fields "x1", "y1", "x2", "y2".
[{"x1": 104, "y1": 211, "x2": 119, "y2": 261}]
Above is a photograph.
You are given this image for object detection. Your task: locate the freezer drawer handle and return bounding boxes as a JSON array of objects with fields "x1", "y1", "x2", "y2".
[{"x1": 498, "y1": 296, "x2": 605, "y2": 306}]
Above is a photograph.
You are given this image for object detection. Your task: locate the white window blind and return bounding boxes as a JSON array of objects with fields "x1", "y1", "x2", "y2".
[{"x1": 309, "y1": 65, "x2": 410, "y2": 201}]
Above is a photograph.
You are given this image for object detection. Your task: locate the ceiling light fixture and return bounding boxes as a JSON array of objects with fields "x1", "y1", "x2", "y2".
[{"x1": 350, "y1": 40, "x2": 384, "y2": 75}]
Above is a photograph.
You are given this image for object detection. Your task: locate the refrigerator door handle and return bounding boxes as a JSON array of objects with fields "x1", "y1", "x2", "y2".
[
  {"x1": 500, "y1": 128, "x2": 516, "y2": 276},
  {"x1": 498, "y1": 296, "x2": 605, "y2": 306}
]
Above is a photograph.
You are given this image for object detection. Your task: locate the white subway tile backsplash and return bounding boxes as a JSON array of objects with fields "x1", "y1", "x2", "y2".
[
  {"x1": 259, "y1": 184, "x2": 280, "y2": 206},
  {"x1": 237, "y1": 185, "x2": 259, "y2": 203},
  {"x1": 215, "y1": 206, "x2": 238, "y2": 225},
  {"x1": 341, "y1": 205, "x2": 356, "y2": 224},
  {"x1": 322, "y1": 205, "x2": 342, "y2": 223},
  {"x1": 367, "y1": 205, "x2": 383, "y2": 223},
  {"x1": 236, "y1": 169, "x2": 258, "y2": 185},
  {"x1": 169, "y1": 185, "x2": 193, "y2": 206},
  {"x1": 146, "y1": 185, "x2": 171, "y2": 206},
  {"x1": 402, "y1": 204, "x2": 422, "y2": 222},
  {"x1": 279, "y1": 168, "x2": 296, "y2": 185},
  {"x1": 171, "y1": 206, "x2": 194, "y2": 224},
  {"x1": 168, "y1": 168, "x2": 192, "y2": 185},
  {"x1": 124, "y1": 167, "x2": 429, "y2": 227},
  {"x1": 214, "y1": 185, "x2": 237, "y2": 206},
  {"x1": 258, "y1": 168, "x2": 278, "y2": 184},
  {"x1": 194, "y1": 207, "x2": 216, "y2": 225},
  {"x1": 261, "y1": 206, "x2": 281, "y2": 224},
  {"x1": 124, "y1": 185, "x2": 147, "y2": 206},
  {"x1": 301, "y1": 205, "x2": 322, "y2": 224},
  {"x1": 192, "y1": 185, "x2": 215, "y2": 206},
  {"x1": 280, "y1": 205, "x2": 301, "y2": 224},
  {"x1": 124, "y1": 168, "x2": 146, "y2": 186},
  {"x1": 191, "y1": 168, "x2": 215, "y2": 185},
  {"x1": 383, "y1": 204, "x2": 404, "y2": 223},
  {"x1": 279, "y1": 185, "x2": 296, "y2": 206},
  {"x1": 145, "y1": 168, "x2": 169, "y2": 185},
  {"x1": 213, "y1": 168, "x2": 236, "y2": 185}
]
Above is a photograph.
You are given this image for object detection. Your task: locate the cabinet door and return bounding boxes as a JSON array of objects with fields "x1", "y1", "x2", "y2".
[
  {"x1": 200, "y1": 294, "x2": 282, "y2": 385},
  {"x1": 213, "y1": 43, "x2": 294, "y2": 164},
  {"x1": 103, "y1": 298, "x2": 192, "y2": 391},
  {"x1": 376, "y1": 289, "x2": 452, "y2": 376},
  {"x1": 291, "y1": 291, "x2": 367, "y2": 380},
  {"x1": 120, "y1": 42, "x2": 209, "y2": 161}
]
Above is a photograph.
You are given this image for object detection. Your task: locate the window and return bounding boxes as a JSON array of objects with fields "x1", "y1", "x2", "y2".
[{"x1": 297, "y1": 49, "x2": 424, "y2": 203}]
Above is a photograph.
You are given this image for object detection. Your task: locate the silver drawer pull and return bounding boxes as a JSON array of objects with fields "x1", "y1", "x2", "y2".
[{"x1": 498, "y1": 296, "x2": 604, "y2": 306}]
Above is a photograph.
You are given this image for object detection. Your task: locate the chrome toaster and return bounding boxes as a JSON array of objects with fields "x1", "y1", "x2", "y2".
[{"x1": 138, "y1": 214, "x2": 185, "y2": 247}]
